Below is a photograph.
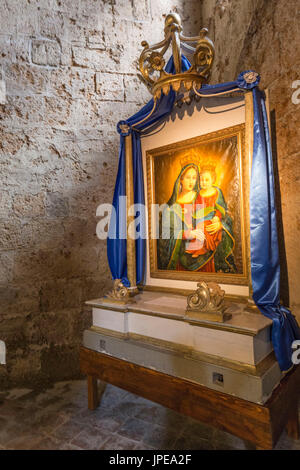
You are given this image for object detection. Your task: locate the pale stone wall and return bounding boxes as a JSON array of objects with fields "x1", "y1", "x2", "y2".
[
  {"x1": 0, "y1": 1, "x2": 202, "y2": 387},
  {"x1": 202, "y1": 0, "x2": 300, "y2": 321}
]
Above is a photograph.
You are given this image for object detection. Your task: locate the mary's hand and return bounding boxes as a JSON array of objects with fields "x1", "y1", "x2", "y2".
[{"x1": 190, "y1": 229, "x2": 206, "y2": 242}]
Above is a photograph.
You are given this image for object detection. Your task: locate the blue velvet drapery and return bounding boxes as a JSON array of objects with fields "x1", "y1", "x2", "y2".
[
  {"x1": 107, "y1": 58, "x2": 300, "y2": 371},
  {"x1": 249, "y1": 87, "x2": 300, "y2": 371},
  {"x1": 107, "y1": 56, "x2": 191, "y2": 286}
]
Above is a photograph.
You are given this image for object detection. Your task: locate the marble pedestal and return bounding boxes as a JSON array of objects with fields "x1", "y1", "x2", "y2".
[{"x1": 84, "y1": 290, "x2": 282, "y2": 404}]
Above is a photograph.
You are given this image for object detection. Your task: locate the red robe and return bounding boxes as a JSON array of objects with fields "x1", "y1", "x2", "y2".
[{"x1": 177, "y1": 191, "x2": 222, "y2": 272}]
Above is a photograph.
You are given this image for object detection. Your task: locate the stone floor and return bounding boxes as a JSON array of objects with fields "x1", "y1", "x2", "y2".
[{"x1": 0, "y1": 379, "x2": 299, "y2": 450}]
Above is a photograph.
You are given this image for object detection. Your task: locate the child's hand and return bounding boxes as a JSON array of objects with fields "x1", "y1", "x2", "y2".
[{"x1": 206, "y1": 216, "x2": 222, "y2": 235}]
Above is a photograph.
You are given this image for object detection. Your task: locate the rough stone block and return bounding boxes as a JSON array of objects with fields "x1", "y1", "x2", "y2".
[
  {"x1": 31, "y1": 39, "x2": 61, "y2": 67},
  {"x1": 268, "y1": 72, "x2": 296, "y2": 118},
  {"x1": 45, "y1": 192, "x2": 69, "y2": 218},
  {"x1": 8, "y1": 352, "x2": 41, "y2": 387},
  {"x1": 38, "y1": 8, "x2": 65, "y2": 39},
  {"x1": 43, "y1": 95, "x2": 72, "y2": 127},
  {"x1": 12, "y1": 193, "x2": 45, "y2": 217},
  {"x1": 13, "y1": 244, "x2": 100, "y2": 284},
  {"x1": 68, "y1": 69, "x2": 96, "y2": 98},
  {"x1": 81, "y1": 275, "x2": 113, "y2": 302},
  {"x1": 67, "y1": 98, "x2": 101, "y2": 129},
  {"x1": 12, "y1": 250, "x2": 57, "y2": 284},
  {"x1": 0, "y1": 219, "x2": 25, "y2": 251},
  {"x1": 275, "y1": 110, "x2": 300, "y2": 159},
  {"x1": 0, "y1": 217, "x2": 65, "y2": 251},
  {"x1": 112, "y1": 0, "x2": 150, "y2": 22},
  {"x1": 0, "y1": 252, "x2": 15, "y2": 284},
  {"x1": 132, "y1": 0, "x2": 151, "y2": 21},
  {"x1": 75, "y1": 0, "x2": 113, "y2": 26},
  {"x1": 87, "y1": 33, "x2": 106, "y2": 50},
  {"x1": 0, "y1": 95, "x2": 46, "y2": 129},
  {"x1": 0, "y1": 34, "x2": 12, "y2": 67},
  {"x1": 0, "y1": 366, "x2": 9, "y2": 388},
  {"x1": 59, "y1": 40, "x2": 73, "y2": 67},
  {"x1": 39, "y1": 279, "x2": 83, "y2": 312},
  {"x1": 68, "y1": 183, "x2": 108, "y2": 218},
  {"x1": 0, "y1": 284, "x2": 40, "y2": 316},
  {"x1": 0, "y1": 1, "x2": 39, "y2": 35},
  {"x1": 0, "y1": 191, "x2": 12, "y2": 218},
  {"x1": 273, "y1": 1, "x2": 300, "y2": 70},
  {"x1": 0, "y1": 315, "x2": 27, "y2": 348},
  {"x1": 25, "y1": 309, "x2": 79, "y2": 346},
  {"x1": 0, "y1": 287, "x2": 18, "y2": 314},
  {"x1": 124, "y1": 74, "x2": 151, "y2": 103},
  {"x1": 72, "y1": 46, "x2": 120, "y2": 71},
  {"x1": 11, "y1": 36, "x2": 31, "y2": 64},
  {"x1": 40, "y1": 344, "x2": 81, "y2": 382},
  {"x1": 95, "y1": 72, "x2": 124, "y2": 101},
  {"x1": 47, "y1": 68, "x2": 95, "y2": 98},
  {"x1": 62, "y1": 217, "x2": 99, "y2": 248},
  {"x1": 5, "y1": 63, "x2": 50, "y2": 97}
]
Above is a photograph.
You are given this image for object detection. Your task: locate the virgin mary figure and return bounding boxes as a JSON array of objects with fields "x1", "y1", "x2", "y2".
[{"x1": 158, "y1": 163, "x2": 236, "y2": 273}]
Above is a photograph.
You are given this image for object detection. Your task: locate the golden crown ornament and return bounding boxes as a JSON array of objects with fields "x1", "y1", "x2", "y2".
[
  {"x1": 180, "y1": 151, "x2": 201, "y2": 168},
  {"x1": 139, "y1": 13, "x2": 215, "y2": 100}
]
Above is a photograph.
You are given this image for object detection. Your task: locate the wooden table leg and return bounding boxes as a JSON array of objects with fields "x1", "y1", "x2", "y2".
[
  {"x1": 87, "y1": 375, "x2": 99, "y2": 410},
  {"x1": 286, "y1": 402, "x2": 300, "y2": 440}
]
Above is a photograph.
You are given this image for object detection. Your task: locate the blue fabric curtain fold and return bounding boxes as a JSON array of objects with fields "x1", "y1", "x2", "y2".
[
  {"x1": 107, "y1": 137, "x2": 128, "y2": 284},
  {"x1": 107, "y1": 61, "x2": 300, "y2": 370},
  {"x1": 250, "y1": 88, "x2": 300, "y2": 371},
  {"x1": 107, "y1": 56, "x2": 191, "y2": 286}
]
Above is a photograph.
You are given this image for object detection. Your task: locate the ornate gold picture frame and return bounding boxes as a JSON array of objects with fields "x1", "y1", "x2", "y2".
[{"x1": 146, "y1": 123, "x2": 250, "y2": 286}]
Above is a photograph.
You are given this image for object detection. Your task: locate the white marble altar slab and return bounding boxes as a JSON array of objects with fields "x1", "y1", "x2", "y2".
[
  {"x1": 87, "y1": 291, "x2": 273, "y2": 366},
  {"x1": 92, "y1": 308, "x2": 129, "y2": 334},
  {"x1": 87, "y1": 290, "x2": 272, "y2": 333}
]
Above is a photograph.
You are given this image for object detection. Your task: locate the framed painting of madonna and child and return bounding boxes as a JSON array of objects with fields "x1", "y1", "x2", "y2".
[{"x1": 146, "y1": 123, "x2": 250, "y2": 286}]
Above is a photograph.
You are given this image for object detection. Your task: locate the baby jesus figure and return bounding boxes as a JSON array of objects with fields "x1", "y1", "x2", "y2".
[{"x1": 185, "y1": 215, "x2": 222, "y2": 257}]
